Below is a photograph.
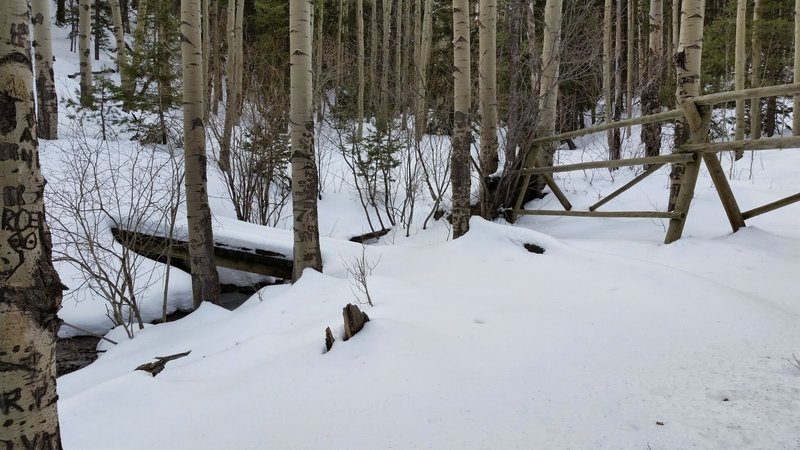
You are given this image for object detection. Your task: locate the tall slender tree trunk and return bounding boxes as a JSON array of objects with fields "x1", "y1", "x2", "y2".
[
  {"x1": 357, "y1": 0, "x2": 365, "y2": 138},
  {"x1": 506, "y1": 0, "x2": 522, "y2": 161},
  {"x1": 671, "y1": 0, "x2": 680, "y2": 91},
  {"x1": 315, "y1": 0, "x2": 325, "y2": 121},
  {"x1": 401, "y1": 0, "x2": 412, "y2": 126},
  {"x1": 669, "y1": 0, "x2": 705, "y2": 210},
  {"x1": 414, "y1": 0, "x2": 434, "y2": 141},
  {"x1": 395, "y1": 0, "x2": 404, "y2": 120},
  {"x1": 182, "y1": 0, "x2": 220, "y2": 307},
  {"x1": 451, "y1": 0, "x2": 471, "y2": 238},
  {"x1": 32, "y1": 0, "x2": 59, "y2": 139},
  {"x1": 290, "y1": 0, "x2": 323, "y2": 279},
  {"x1": 79, "y1": 0, "x2": 92, "y2": 107},
  {"x1": 603, "y1": 0, "x2": 616, "y2": 160},
  {"x1": 478, "y1": 0, "x2": 498, "y2": 217},
  {"x1": 794, "y1": 0, "x2": 800, "y2": 136},
  {"x1": 370, "y1": 0, "x2": 378, "y2": 113},
  {"x1": 209, "y1": 0, "x2": 220, "y2": 115},
  {"x1": 0, "y1": 1, "x2": 63, "y2": 447},
  {"x1": 641, "y1": 0, "x2": 663, "y2": 161},
  {"x1": 377, "y1": 0, "x2": 397, "y2": 130},
  {"x1": 233, "y1": 0, "x2": 244, "y2": 121},
  {"x1": 733, "y1": 0, "x2": 746, "y2": 150},
  {"x1": 110, "y1": 0, "x2": 131, "y2": 103},
  {"x1": 626, "y1": 0, "x2": 634, "y2": 122},
  {"x1": 751, "y1": 0, "x2": 762, "y2": 139},
  {"x1": 202, "y1": 0, "x2": 210, "y2": 115},
  {"x1": 538, "y1": 0, "x2": 563, "y2": 164},
  {"x1": 219, "y1": 0, "x2": 241, "y2": 172},
  {"x1": 612, "y1": 0, "x2": 623, "y2": 162}
]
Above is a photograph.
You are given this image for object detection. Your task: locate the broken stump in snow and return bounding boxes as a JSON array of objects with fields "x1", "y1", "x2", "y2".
[
  {"x1": 342, "y1": 304, "x2": 370, "y2": 341},
  {"x1": 135, "y1": 351, "x2": 191, "y2": 377},
  {"x1": 325, "y1": 327, "x2": 335, "y2": 352}
]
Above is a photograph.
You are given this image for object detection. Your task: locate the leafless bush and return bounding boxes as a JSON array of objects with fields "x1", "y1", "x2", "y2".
[
  {"x1": 47, "y1": 126, "x2": 184, "y2": 338},
  {"x1": 342, "y1": 245, "x2": 380, "y2": 307}
]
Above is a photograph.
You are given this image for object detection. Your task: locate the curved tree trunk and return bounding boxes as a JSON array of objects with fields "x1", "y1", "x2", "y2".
[
  {"x1": 451, "y1": 0, "x2": 471, "y2": 238},
  {"x1": 32, "y1": 0, "x2": 59, "y2": 139},
  {"x1": 182, "y1": 0, "x2": 220, "y2": 307},
  {"x1": 478, "y1": 0, "x2": 498, "y2": 218},
  {"x1": 290, "y1": 0, "x2": 323, "y2": 280},
  {"x1": 79, "y1": 0, "x2": 92, "y2": 107},
  {"x1": 0, "y1": 1, "x2": 63, "y2": 446}
]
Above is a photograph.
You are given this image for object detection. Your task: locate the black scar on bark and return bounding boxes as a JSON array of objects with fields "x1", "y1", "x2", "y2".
[{"x1": 0, "y1": 91, "x2": 17, "y2": 135}]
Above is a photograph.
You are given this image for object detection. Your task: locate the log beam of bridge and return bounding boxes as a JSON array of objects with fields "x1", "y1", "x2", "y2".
[{"x1": 111, "y1": 227, "x2": 294, "y2": 279}]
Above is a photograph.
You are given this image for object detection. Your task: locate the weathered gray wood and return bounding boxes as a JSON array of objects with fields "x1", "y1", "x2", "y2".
[
  {"x1": 741, "y1": 193, "x2": 800, "y2": 220},
  {"x1": 325, "y1": 327, "x2": 335, "y2": 352},
  {"x1": 522, "y1": 153, "x2": 695, "y2": 175},
  {"x1": 135, "y1": 351, "x2": 191, "y2": 377},
  {"x1": 677, "y1": 136, "x2": 800, "y2": 153},
  {"x1": 693, "y1": 82, "x2": 800, "y2": 106},
  {"x1": 511, "y1": 209, "x2": 682, "y2": 219},
  {"x1": 702, "y1": 153, "x2": 746, "y2": 232},
  {"x1": 111, "y1": 227, "x2": 294, "y2": 279},
  {"x1": 589, "y1": 163, "x2": 665, "y2": 211},
  {"x1": 343, "y1": 304, "x2": 370, "y2": 341},
  {"x1": 529, "y1": 109, "x2": 683, "y2": 146},
  {"x1": 541, "y1": 173, "x2": 573, "y2": 211},
  {"x1": 511, "y1": 146, "x2": 542, "y2": 223}
]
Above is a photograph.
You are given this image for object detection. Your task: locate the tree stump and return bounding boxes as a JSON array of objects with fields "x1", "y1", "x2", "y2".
[
  {"x1": 325, "y1": 327, "x2": 335, "y2": 352},
  {"x1": 342, "y1": 304, "x2": 370, "y2": 341}
]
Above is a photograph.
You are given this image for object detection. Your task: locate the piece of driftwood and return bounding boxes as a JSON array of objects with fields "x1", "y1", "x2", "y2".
[
  {"x1": 342, "y1": 304, "x2": 370, "y2": 341},
  {"x1": 325, "y1": 327, "x2": 335, "y2": 352},
  {"x1": 135, "y1": 351, "x2": 191, "y2": 377},
  {"x1": 349, "y1": 228, "x2": 391, "y2": 243}
]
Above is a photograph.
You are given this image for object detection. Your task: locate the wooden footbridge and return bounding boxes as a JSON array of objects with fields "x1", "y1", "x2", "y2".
[{"x1": 511, "y1": 82, "x2": 800, "y2": 244}]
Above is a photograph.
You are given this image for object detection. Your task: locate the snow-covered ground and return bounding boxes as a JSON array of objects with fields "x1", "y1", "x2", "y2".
[{"x1": 42, "y1": 16, "x2": 800, "y2": 450}]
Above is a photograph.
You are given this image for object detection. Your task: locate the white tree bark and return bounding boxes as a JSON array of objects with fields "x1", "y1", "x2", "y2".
[
  {"x1": 641, "y1": 0, "x2": 663, "y2": 160},
  {"x1": 0, "y1": 1, "x2": 63, "y2": 446},
  {"x1": 32, "y1": 0, "x2": 58, "y2": 139},
  {"x1": 290, "y1": 0, "x2": 323, "y2": 279},
  {"x1": 182, "y1": 0, "x2": 220, "y2": 306},
  {"x1": 357, "y1": 0, "x2": 365, "y2": 137},
  {"x1": 538, "y1": 0, "x2": 563, "y2": 164},
  {"x1": 451, "y1": 0, "x2": 471, "y2": 238},
  {"x1": 79, "y1": 0, "x2": 92, "y2": 106},
  {"x1": 414, "y1": 0, "x2": 434, "y2": 141}
]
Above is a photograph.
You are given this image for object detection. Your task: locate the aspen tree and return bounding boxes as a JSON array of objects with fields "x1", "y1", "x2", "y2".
[
  {"x1": 603, "y1": 0, "x2": 614, "y2": 159},
  {"x1": 414, "y1": 0, "x2": 434, "y2": 141},
  {"x1": 668, "y1": 0, "x2": 705, "y2": 211},
  {"x1": 220, "y1": 0, "x2": 242, "y2": 172},
  {"x1": 752, "y1": 0, "x2": 762, "y2": 139},
  {"x1": 79, "y1": 0, "x2": 92, "y2": 106},
  {"x1": 357, "y1": 0, "x2": 365, "y2": 138},
  {"x1": 0, "y1": 1, "x2": 63, "y2": 446},
  {"x1": 626, "y1": 0, "x2": 634, "y2": 122},
  {"x1": 378, "y1": 0, "x2": 392, "y2": 131},
  {"x1": 210, "y1": 0, "x2": 221, "y2": 114},
  {"x1": 451, "y1": 0, "x2": 471, "y2": 238},
  {"x1": 182, "y1": 0, "x2": 220, "y2": 307},
  {"x1": 537, "y1": 0, "x2": 563, "y2": 164},
  {"x1": 612, "y1": 0, "x2": 623, "y2": 162},
  {"x1": 202, "y1": 0, "x2": 210, "y2": 114},
  {"x1": 290, "y1": 0, "x2": 324, "y2": 279},
  {"x1": 370, "y1": 0, "x2": 378, "y2": 112},
  {"x1": 109, "y1": 0, "x2": 129, "y2": 101},
  {"x1": 794, "y1": 0, "x2": 800, "y2": 136},
  {"x1": 395, "y1": 0, "x2": 404, "y2": 120},
  {"x1": 641, "y1": 0, "x2": 663, "y2": 160},
  {"x1": 32, "y1": 0, "x2": 59, "y2": 139},
  {"x1": 478, "y1": 0, "x2": 498, "y2": 217},
  {"x1": 734, "y1": 0, "x2": 746, "y2": 149},
  {"x1": 234, "y1": 0, "x2": 244, "y2": 120},
  {"x1": 315, "y1": 0, "x2": 324, "y2": 122}
]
